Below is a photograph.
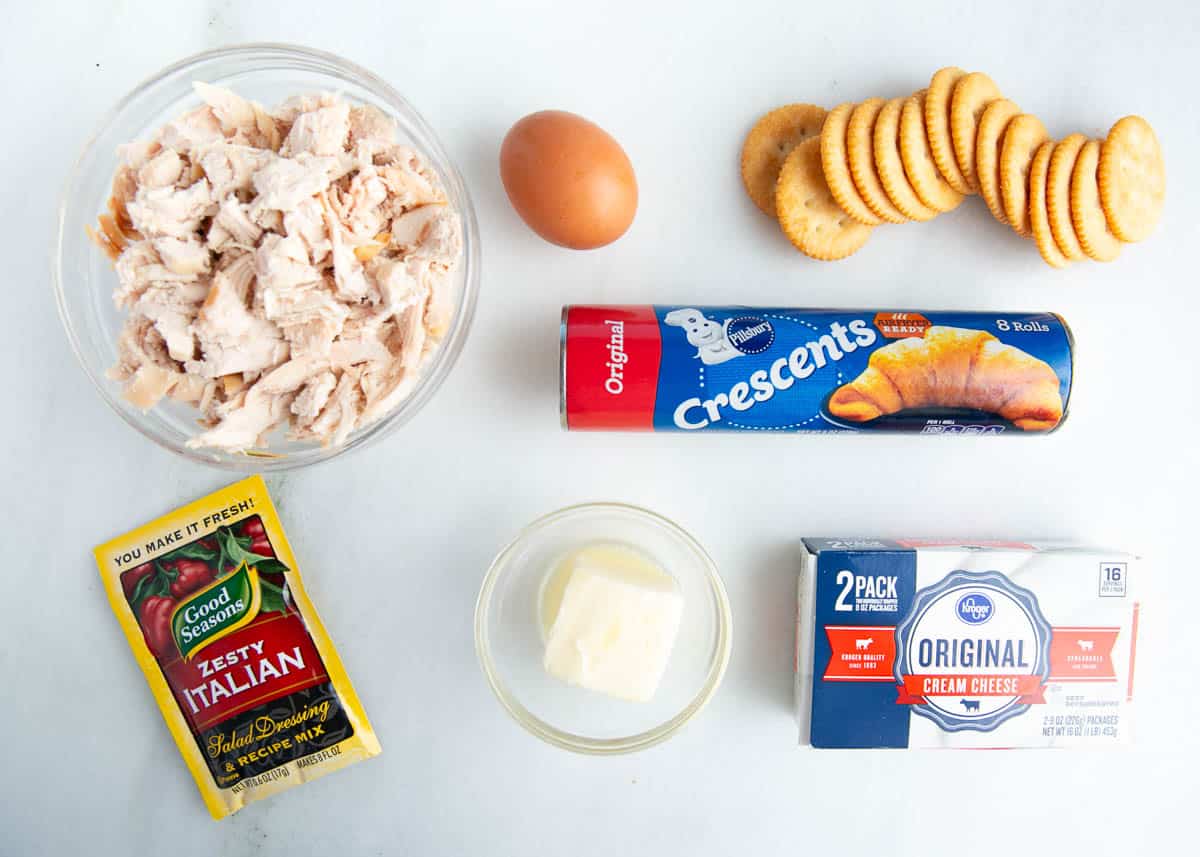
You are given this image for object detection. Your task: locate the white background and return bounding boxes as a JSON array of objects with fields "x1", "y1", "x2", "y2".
[{"x1": 2, "y1": 1, "x2": 1198, "y2": 854}]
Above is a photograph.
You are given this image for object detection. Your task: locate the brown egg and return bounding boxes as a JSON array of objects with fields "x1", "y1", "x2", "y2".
[{"x1": 500, "y1": 110, "x2": 637, "y2": 250}]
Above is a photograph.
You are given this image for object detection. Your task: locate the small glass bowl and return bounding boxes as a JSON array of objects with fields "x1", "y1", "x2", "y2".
[
  {"x1": 53, "y1": 43, "x2": 480, "y2": 470},
  {"x1": 475, "y1": 502, "x2": 732, "y2": 754}
]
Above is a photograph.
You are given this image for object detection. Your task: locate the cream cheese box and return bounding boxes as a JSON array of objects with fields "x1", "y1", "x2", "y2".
[{"x1": 795, "y1": 540, "x2": 1140, "y2": 748}]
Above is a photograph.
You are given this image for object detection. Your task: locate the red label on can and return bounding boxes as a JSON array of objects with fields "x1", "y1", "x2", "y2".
[{"x1": 563, "y1": 305, "x2": 662, "y2": 430}]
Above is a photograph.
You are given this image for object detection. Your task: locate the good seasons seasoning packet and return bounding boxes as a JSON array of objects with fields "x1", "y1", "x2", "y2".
[{"x1": 94, "y1": 475, "x2": 380, "y2": 819}]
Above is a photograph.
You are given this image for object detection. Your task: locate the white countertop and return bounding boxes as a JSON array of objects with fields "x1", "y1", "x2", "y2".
[{"x1": 3, "y1": 0, "x2": 1198, "y2": 854}]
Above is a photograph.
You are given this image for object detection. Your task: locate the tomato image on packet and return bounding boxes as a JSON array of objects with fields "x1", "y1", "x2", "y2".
[{"x1": 94, "y1": 475, "x2": 380, "y2": 819}]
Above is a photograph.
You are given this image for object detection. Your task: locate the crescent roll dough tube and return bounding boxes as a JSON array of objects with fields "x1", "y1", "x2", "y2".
[{"x1": 561, "y1": 307, "x2": 1071, "y2": 434}]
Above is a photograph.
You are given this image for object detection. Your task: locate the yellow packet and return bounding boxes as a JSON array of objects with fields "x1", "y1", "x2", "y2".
[{"x1": 94, "y1": 475, "x2": 380, "y2": 819}]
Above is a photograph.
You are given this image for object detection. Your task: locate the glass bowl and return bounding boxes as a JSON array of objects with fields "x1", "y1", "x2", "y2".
[
  {"x1": 53, "y1": 43, "x2": 480, "y2": 470},
  {"x1": 475, "y1": 502, "x2": 733, "y2": 754}
]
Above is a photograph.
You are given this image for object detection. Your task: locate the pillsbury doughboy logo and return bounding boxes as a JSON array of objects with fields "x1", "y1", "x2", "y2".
[
  {"x1": 664, "y1": 310, "x2": 776, "y2": 362},
  {"x1": 955, "y1": 592, "x2": 994, "y2": 625},
  {"x1": 663, "y1": 308, "x2": 743, "y2": 366},
  {"x1": 894, "y1": 570, "x2": 1051, "y2": 732}
]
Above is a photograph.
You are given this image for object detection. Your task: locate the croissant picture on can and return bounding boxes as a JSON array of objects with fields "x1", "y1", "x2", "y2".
[{"x1": 827, "y1": 326, "x2": 1064, "y2": 430}]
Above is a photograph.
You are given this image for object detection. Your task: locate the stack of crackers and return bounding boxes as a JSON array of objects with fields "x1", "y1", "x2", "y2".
[{"x1": 741, "y1": 67, "x2": 1165, "y2": 266}]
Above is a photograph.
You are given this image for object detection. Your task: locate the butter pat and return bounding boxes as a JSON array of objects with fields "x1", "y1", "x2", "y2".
[{"x1": 542, "y1": 546, "x2": 683, "y2": 703}]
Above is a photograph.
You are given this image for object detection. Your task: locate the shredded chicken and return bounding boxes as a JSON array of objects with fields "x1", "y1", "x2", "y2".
[{"x1": 93, "y1": 84, "x2": 461, "y2": 452}]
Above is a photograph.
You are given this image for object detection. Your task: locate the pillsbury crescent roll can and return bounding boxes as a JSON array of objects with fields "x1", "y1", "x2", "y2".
[{"x1": 560, "y1": 306, "x2": 1073, "y2": 434}]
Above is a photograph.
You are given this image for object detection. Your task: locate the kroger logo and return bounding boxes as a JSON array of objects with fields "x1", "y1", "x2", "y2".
[
  {"x1": 955, "y1": 592, "x2": 994, "y2": 625},
  {"x1": 726, "y1": 316, "x2": 775, "y2": 355}
]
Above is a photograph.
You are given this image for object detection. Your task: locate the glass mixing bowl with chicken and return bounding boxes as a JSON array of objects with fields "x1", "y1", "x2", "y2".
[{"x1": 89, "y1": 82, "x2": 463, "y2": 452}]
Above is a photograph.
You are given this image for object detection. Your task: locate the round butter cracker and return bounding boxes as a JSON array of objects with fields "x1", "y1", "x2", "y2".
[
  {"x1": 950, "y1": 71, "x2": 1003, "y2": 193},
  {"x1": 1070, "y1": 140, "x2": 1122, "y2": 262},
  {"x1": 1098, "y1": 115, "x2": 1165, "y2": 243},
  {"x1": 873, "y1": 96, "x2": 938, "y2": 222},
  {"x1": 999, "y1": 113, "x2": 1049, "y2": 236},
  {"x1": 741, "y1": 104, "x2": 829, "y2": 216},
  {"x1": 1028, "y1": 141, "x2": 1069, "y2": 268},
  {"x1": 975, "y1": 98, "x2": 1021, "y2": 226},
  {"x1": 820, "y1": 102, "x2": 884, "y2": 226},
  {"x1": 775, "y1": 136, "x2": 875, "y2": 260},
  {"x1": 925, "y1": 66, "x2": 973, "y2": 195},
  {"x1": 1047, "y1": 134, "x2": 1088, "y2": 261},
  {"x1": 847, "y1": 98, "x2": 908, "y2": 224},
  {"x1": 900, "y1": 92, "x2": 965, "y2": 212}
]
